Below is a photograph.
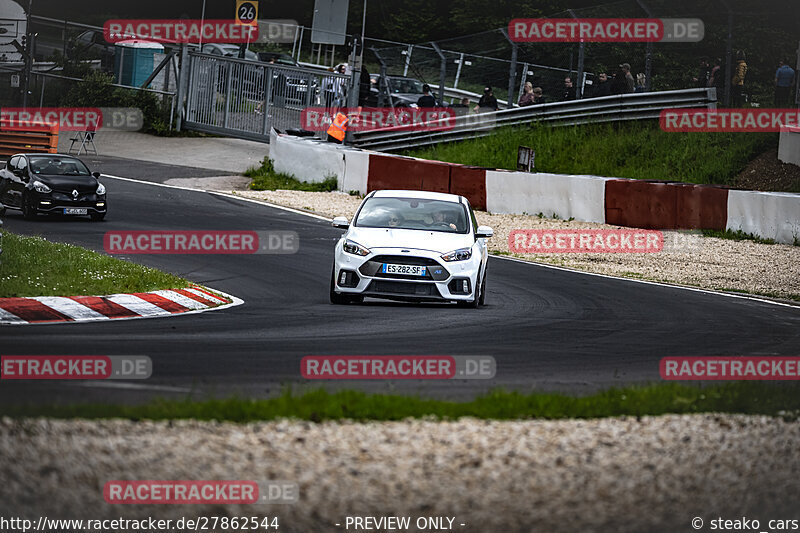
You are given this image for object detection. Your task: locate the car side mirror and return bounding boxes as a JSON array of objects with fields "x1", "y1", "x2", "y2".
[
  {"x1": 92, "y1": 171, "x2": 101, "y2": 178},
  {"x1": 475, "y1": 225, "x2": 493, "y2": 239},
  {"x1": 331, "y1": 216, "x2": 349, "y2": 229}
]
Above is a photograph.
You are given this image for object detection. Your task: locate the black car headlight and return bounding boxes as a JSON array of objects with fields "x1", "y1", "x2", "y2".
[
  {"x1": 96, "y1": 182, "x2": 106, "y2": 195},
  {"x1": 343, "y1": 239, "x2": 370, "y2": 256},
  {"x1": 32, "y1": 180, "x2": 52, "y2": 193},
  {"x1": 441, "y1": 248, "x2": 472, "y2": 262}
]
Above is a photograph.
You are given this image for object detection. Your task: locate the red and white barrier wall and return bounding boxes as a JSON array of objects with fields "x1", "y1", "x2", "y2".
[{"x1": 270, "y1": 131, "x2": 800, "y2": 244}]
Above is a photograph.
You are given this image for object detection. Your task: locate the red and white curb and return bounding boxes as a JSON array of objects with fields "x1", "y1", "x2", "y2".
[{"x1": 0, "y1": 286, "x2": 243, "y2": 325}]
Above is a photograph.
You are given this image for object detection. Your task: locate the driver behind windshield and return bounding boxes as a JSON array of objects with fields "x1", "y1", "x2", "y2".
[{"x1": 430, "y1": 209, "x2": 457, "y2": 231}]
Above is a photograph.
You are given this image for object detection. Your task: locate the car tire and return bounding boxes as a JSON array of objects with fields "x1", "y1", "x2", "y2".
[
  {"x1": 0, "y1": 206, "x2": 6, "y2": 217},
  {"x1": 457, "y1": 274, "x2": 481, "y2": 308},
  {"x1": 330, "y1": 268, "x2": 361, "y2": 304},
  {"x1": 90, "y1": 212, "x2": 106, "y2": 221},
  {"x1": 21, "y1": 196, "x2": 36, "y2": 220}
]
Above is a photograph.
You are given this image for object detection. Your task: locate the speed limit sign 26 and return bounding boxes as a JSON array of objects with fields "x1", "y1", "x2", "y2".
[{"x1": 236, "y1": 0, "x2": 258, "y2": 25}]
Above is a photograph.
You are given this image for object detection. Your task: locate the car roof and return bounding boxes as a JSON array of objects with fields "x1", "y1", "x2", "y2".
[{"x1": 370, "y1": 189, "x2": 464, "y2": 203}]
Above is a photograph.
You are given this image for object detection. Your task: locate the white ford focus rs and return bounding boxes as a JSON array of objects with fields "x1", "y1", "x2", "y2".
[{"x1": 330, "y1": 190, "x2": 493, "y2": 307}]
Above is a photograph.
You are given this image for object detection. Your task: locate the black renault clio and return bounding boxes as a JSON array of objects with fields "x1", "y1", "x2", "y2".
[{"x1": 0, "y1": 153, "x2": 107, "y2": 221}]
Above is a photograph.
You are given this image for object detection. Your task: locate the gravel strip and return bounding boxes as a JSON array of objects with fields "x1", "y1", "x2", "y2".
[
  {"x1": 1, "y1": 415, "x2": 797, "y2": 532},
  {"x1": 233, "y1": 189, "x2": 800, "y2": 301}
]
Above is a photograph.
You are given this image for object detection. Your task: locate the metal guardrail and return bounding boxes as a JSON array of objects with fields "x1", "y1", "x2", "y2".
[{"x1": 351, "y1": 88, "x2": 717, "y2": 152}]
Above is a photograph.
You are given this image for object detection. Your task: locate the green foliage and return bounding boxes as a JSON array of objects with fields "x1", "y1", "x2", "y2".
[
  {"x1": 0, "y1": 230, "x2": 188, "y2": 298},
  {"x1": 247, "y1": 158, "x2": 338, "y2": 192},
  {"x1": 407, "y1": 122, "x2": 777, "y2": 186},
  {"x1": 3, "y1": 382, "x2": 799, "y2": 422}
]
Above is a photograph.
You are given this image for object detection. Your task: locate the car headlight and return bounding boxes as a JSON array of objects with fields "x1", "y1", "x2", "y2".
[
  {"x1": 343, "y1": 239, "x2": 370, "y2": 256},
  {"x1": 32, "y1": 180, "x2": 51, "y2": 193},
  {"x1": 441, "y1": 248, "x2": 472, "y2": 262},
  {"x1": 96, "y1": 182, "x2": 105, "y2": 195}
]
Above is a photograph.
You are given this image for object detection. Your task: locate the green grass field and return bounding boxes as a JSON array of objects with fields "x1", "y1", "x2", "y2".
[
  {"x1": 0, "y1": 230, "x2": 188, "y2": 298},
  {"x1": 246, "y1": 158, "x2": 338, "y2": 192},
  {"x1": 3, "y1": 382, "x2": 798, "y2": 422},
  {"x1": 407, "y1": 122, "x2": 777, "y2": 186}
]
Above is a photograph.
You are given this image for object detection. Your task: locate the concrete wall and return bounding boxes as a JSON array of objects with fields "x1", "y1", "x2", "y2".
[
  {"x1": 727, "y1": 190, "x2": 800, "y2": 244},
  {"x1": 486, "y1": 170, "x2": 610, "y2": 223},
  {"x1": 269, "y1": 131, "x2": 800, "y2": 244},
  {"x1": 778, "y1": 126, "x2": 800, "y2": 166}
]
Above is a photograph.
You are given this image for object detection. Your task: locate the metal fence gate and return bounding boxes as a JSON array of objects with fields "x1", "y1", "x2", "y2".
[{"x1": 183, "y1": 52, "x2": 348, "y2": 142}]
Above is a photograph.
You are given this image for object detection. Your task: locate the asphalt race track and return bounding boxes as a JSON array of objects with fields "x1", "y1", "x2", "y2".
[{"x1": 2, "y1": 156, "x2": 799, "y2": 405}]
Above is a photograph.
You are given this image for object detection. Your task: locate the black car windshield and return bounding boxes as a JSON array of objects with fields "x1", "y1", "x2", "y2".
[
  {"x1": 354, "y1": 197, "x2": 469, "y2": 233},
  {"x1": 388, "y1": 78, "x2": 424, "y2": 94},
  {"x1": 29, "y1": 156, "x2": 91, "y2": 176}
]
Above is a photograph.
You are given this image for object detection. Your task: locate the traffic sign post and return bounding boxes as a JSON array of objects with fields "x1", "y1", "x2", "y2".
[{"x1": 236, "y1": 1, "x2": 258, "y2": 58}]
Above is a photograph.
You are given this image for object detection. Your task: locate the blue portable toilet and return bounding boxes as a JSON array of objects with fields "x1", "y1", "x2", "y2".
[{"x1": 114, "y1": 39, "x2": 164, "y2": 87}]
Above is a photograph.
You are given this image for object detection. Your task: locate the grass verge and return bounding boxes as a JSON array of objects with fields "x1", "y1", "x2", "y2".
[
  {"x1": 406, "y1": 122, "x2": 777, "y2": 186},
  {"x1": 246, "y1": 158, "x2": 337, "y2": 192},
  {"x1": 3, "y1": 382, "x2": 798, "y2": 422},
  {"x1": 701, "y1": 228, "x2": 797, "y2": 246},
  {"x1": 0, "y1": 230, "x2": 189, "y2": 298}
]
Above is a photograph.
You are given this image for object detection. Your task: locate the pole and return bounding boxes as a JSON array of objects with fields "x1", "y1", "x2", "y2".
[
  {"x1": 720, "y1": 0, "x2": 733, "y2": 106},
  {"x1": 199, "y1": 0, "x2": 206, "y2": 49},
  {"x1": 431, "y1": 42, "x2": 446, "y2": 107},
  {"x1": 454, "y1": 52, "x2": 464, "y2": 89},
  {"x1": 568, "y1": 9, "x2": 584, "y2": 99},
  {"x1": 22, "y1": 0, "x2": 32, "y2": 107},
  {"x1": 636, "y1": 0, "x2": 653, "y2": 91},
  {"x1": 403, "y1": 44, "x2": 412, "y2": 77},
  {"x1": 500, "y1": 28, "x2": 518, "y2": 108}
]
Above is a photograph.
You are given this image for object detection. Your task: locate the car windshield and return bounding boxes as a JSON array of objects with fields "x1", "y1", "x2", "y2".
[
  {"x1": 354, "y1": 197, "x2": 469, "y2": 233},
  {"x1": 29, "y1": 156, "x2": 91, "y2": 176},
  {"x1": 388, "y1": 78, "x2": 424, "y2": 94}
]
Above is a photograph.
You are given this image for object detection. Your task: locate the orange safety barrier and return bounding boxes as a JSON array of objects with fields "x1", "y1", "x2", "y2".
[{"x1": 0, "y1": 121, "x2": 59, "y2": 157}]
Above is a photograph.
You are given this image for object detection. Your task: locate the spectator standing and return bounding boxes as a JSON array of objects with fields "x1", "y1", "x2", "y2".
[
  {"x1": 635, "y1": 73, "x2": 646, "y2": 93},
  {"x1": 532, "y1": 87, "x2": 546, "y2": 104},
  {"x1": 417, "y1": 84, "x2": 437, "y2": 107},
  {"x1": 518, "y1": 82, "x2": 535, "y2": 106},
  {"x1": 610, "y1": 66, "x2": 629, "y2": 95},
  {"x1": 693, "y1": 57, "x2": 711, "y2": 88},
  {"x1": 593, "y1": 72, "x2": 611, "y2": 97},
  {"x1": 473, "y1": 86, "x2": 499, "y2": 112},
  {"x1": 621, "y1": 63, "x2": 635, "y2": 93},
  {"x1": 732, "y1": 50, "x2": 748, "y2": 107},
  {"x1": 708, "y1": 57, "x2": 725, "y2": 97},
  {"x1": 562, "y1": 77, "x2": 576, "y2": 100},
  {"x1": 775, "y1": 59, "x2": 796, "y2": 107}
]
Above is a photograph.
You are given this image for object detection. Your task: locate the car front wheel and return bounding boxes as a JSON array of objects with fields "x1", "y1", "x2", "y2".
[{"x1": 21, "y1": 195, "x2": 36, "y2": 220}]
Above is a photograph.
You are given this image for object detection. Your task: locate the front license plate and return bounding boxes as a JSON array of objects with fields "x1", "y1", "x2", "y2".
[
  {"x1": 64, "y1": 208, "x2": 87, "y2": 215},
  {"x1": 382, "y1": 264, "x2": 426, "y2": 276}
]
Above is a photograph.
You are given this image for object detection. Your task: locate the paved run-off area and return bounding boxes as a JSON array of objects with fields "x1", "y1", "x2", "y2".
[{"x1": 1, "y1": 414, "x2": 797, "y2": 533}]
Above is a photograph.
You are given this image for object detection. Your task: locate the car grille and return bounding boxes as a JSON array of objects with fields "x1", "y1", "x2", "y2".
[
  {"x1": 360, "y1": 255, "x2": 449, "y2": 281},
  {"x1": 368, "y1": 280, "x2": 441, "y2": 297}
]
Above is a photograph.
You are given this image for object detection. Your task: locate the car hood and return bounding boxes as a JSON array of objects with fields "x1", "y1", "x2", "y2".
[
  {"x1": 346, "y1": 226, "x2": 473, "y2": 254},
  {"x1": 34, "y1": 174, "x2": 98, "y2": 193}
]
